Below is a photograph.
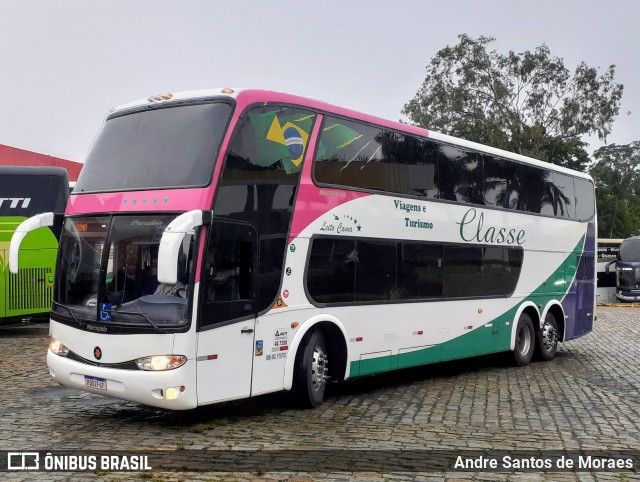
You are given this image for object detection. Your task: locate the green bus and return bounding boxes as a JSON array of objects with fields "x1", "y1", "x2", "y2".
[{"x1": 1, "y1": 166, "x2": 69, "y2": 322}]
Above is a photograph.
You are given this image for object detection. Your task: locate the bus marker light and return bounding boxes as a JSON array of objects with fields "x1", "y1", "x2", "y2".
[
  {"x1": 477, "y1": 308, "x2": 483, "y2": 314},
  {"x1": 165, "y1": 386, "x2": 185, "y2": 400},
  {"x1": 207, "y1": 354, "x2": 218, "y2": 360},
  {"x1": 221, "y1": 88, "x2": 234, "y2": 94},
  {"x1": 148, "y1": 93, "x2": 174, "y2": 103},
  {"x1": 356, "y1": 337, "x2": 363, "y2": 342},
  {"x1": 291, "y1": 322, "x2": 299, "y2": 329}
]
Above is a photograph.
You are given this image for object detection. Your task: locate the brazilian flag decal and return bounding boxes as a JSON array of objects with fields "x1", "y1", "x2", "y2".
[
  {"x1": 316, "y1": 122, "x2": 363, "y2": 160},
  {"x1": 315, "y1": 120, "x2": 382, "y2": 171},
  {"x1": 250, "y1": 110, "x2": 315, "y2": 174}
]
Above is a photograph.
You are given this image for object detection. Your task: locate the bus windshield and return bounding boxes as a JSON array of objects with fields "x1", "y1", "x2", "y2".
[
  {"x1": 617, "y1": 265, "x2": 640, "y2": 291},
  {"x1": 75, "y1": 101, "x2": 233, "y2": 192},
  {"x1": 53, "y1": 215, "x2": 194, "y2": 329}
]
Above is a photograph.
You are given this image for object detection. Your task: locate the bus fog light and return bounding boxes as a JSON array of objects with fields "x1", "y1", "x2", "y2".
[
  {"x1": 49, "y1": 338, "x2": 69, "y2": 357},
  {"x1": 135, "y1": 355, "x2": 186, "y2": 371},
  {"x1": 165, "y1": 386, "x2": 186, "y2": 400}
]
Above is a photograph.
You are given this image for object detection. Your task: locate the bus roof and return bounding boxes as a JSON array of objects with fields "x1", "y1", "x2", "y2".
[
  {"x1": 110, "y1": 88, "x2": 593, "y2": 181},
  {"x1": 0, "y1": 165, "x2": 69, "y2": 178}
]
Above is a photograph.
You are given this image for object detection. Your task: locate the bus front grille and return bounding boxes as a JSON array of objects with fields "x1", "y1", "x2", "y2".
[{"x1": 8, "y1": 267, "x2": 54, "y2": 312}]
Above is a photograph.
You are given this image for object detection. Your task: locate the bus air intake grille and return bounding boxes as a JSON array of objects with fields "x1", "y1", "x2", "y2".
[
  {"x1": 8, "y1": 267, "x2": 53, "y2": 311},
  {"x1": 66, "y1": 351, "x2": 139, "y2": 370}
]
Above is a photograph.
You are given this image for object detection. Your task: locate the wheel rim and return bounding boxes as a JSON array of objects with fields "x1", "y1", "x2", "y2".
[
  {"x1": 542, "y1": 321, "x2": 557, "y2": 352},
  {"x1": 516, "y1": 324, "x2": 532, "y2": 355},
  {"x1": 311, "y1": 344, "x2": 328, "y2": 392}
]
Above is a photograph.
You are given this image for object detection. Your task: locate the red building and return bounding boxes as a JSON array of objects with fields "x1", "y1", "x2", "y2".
[{"x1": 0, "y1": 144, "x2": 82, "y2": 182}]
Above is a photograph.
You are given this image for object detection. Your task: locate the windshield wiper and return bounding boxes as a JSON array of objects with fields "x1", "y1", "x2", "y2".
[
  {"x1": 52, "y1": 301, "x2": 80, "y2": 323},
  {"x1": 112, "y1": 310, "x2": 161, "y2": 331}
]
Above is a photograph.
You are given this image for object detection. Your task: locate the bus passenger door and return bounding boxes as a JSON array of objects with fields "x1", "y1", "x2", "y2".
[{"x1": 196, "y1": 221, "x2": 258, "y2": 404}]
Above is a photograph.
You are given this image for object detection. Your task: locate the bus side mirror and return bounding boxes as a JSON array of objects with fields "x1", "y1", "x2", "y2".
[
  {"x1": 605, "y1": 260, "x2": 617, "y2": 273},
  {"x1": 9, "y1": 212, "x2": 60, "y2": 274},
  {"x1": 157, "y1": 210, "x2": 211, "y2": 284}
]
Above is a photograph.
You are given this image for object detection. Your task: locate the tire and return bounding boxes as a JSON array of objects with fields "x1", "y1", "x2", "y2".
[
  {"x1": 292, "y1": 330, "x2": 329, "y2": 408},
  {"x1": 535, "y1": 312, "x2": 559, "y2": 361},
  {"x1": 512, "y1": 313, "x2": 535, "y2": 367}
]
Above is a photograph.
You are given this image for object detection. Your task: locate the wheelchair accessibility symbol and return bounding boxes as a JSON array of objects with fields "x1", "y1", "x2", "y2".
[{"x1": 99, "y1": 303, "x2": 112, "y2": 322}]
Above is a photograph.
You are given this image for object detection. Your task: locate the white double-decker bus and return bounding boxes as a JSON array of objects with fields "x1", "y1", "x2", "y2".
[{"x1": 11, "y1": 89, "x2": 596, "y2": 409}]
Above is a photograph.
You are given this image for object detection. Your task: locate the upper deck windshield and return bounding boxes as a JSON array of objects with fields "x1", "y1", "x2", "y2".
[
  {"x1": 75, "y1": 101, "x2": 233, "y2": 193},
  {"x1": 53, "y1": 215, "x2": 194, "y2": 330}
]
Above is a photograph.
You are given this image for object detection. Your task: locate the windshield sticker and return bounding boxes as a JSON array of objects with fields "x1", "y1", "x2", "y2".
[{"x1": 98, "y1": 303, "x2": 112, "y2": 322}]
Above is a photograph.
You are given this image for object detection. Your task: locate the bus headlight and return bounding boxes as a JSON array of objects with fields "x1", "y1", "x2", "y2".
[
  {"x1": 135, "y1": 355, "x2": 187, "y2": 371},
  {"x1": 49, "y1": 338, "x2": 69, "y2": 357}
]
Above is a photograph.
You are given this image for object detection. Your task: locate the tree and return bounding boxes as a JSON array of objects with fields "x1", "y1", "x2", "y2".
[
  {"x1": 402, "y1": 35, "x2": 623, "y2": 170},
  {"x1": 590, "y1": 142, "x2": 640, "y2": 238}
]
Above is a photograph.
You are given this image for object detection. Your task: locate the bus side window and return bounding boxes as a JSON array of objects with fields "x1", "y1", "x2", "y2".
[
  {"x1": 206, "y1": 240, "x2": 252, "y2": 302},
  {"x1": 201, "y1": 221, "x2": 257, "y2": 327}
]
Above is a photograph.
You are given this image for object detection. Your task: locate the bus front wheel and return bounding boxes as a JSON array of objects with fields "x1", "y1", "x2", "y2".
[
  {"x1": 292, "y1": 330, "x2": 329, "y2": 408},
  {"x1": 535, "y1": 312, "x2": 558, "y2": 361},
  {"x1": 512, "y1": 313, "x2": 535, "y2": 367}
]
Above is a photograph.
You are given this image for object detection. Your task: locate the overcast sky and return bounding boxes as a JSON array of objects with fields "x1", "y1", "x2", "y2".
[{"x1": 0, "y1": 0, "x2": 637, "y2": 163}]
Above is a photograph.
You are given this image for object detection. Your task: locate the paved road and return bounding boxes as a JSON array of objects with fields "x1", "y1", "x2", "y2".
[{"x1": 1, "y1": 307, "x2": 638, "y2": 481}]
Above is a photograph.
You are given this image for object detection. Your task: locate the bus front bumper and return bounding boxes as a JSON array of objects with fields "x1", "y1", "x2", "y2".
[
  {"x1": 47, "y1": 351, "x2": 198, "y2": 410},
  {"x1": 616, "y1": 291, "x2": 640, "y2": 303}
]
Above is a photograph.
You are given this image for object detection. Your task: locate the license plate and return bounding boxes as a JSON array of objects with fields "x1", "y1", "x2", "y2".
[{"x1": 84, "y1": 376, "x2": 107, "y2": 390}]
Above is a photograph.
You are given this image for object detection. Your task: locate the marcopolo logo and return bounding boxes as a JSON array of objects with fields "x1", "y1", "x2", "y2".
[{"x1": 0, "y1": 198, "x2": 31, "y2": 209}]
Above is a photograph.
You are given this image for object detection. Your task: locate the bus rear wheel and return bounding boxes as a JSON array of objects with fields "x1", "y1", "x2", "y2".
[
  {"x1": 292, "y1": 330, "x2": 329, "y2": 408},
  {"x1": 536, "y1": 312, "x2": 558, "y2": 361},
  {"x1": 512, "y1": 313, "x2": 535, "y2": 367}
]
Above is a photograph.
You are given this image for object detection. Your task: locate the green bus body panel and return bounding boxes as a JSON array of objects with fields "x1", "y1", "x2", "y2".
[
  {"x1": 0, "y1": 217, "x2": 59, "y2": 319},
  {"x1": 358, "y1": 353, "x2": 393, "y2": 376},
  {"x1": 350, "y1": 235, "x2": 585, "y2": 377}
]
